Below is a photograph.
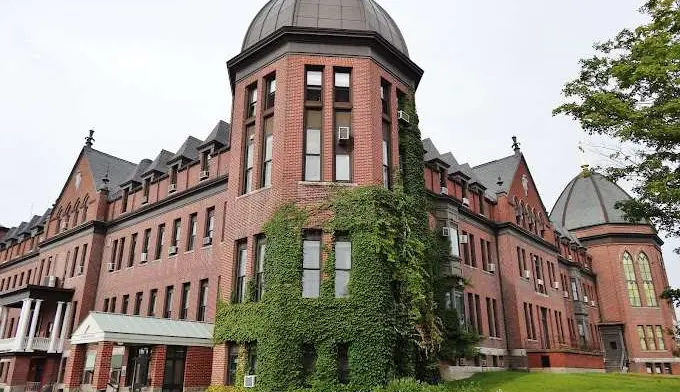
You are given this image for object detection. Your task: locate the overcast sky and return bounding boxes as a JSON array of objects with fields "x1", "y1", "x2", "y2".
[{"x1": 1, "y1": 0, "x2": 677, "y2": 288}]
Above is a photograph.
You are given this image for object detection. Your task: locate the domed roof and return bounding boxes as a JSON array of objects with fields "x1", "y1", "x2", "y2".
[
  {"x1": 550, "y1": 171, "x2": 642, "y2": 231},
  {"x1": 242, "y1": 0, "x2": 409, "y2": 56}
]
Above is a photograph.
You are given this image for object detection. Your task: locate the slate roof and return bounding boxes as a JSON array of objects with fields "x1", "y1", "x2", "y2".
[
  {"x1": 471, "y1": 154, "x2": 521, "y2": 195},
  {"x1": 121, "y1": 159, "x2": 153, "y2": 187},
  {"x1": 550, "y1": 171, "x2": 643, "y2": 231},
  {"x1": 141, "y1": 150, "x2": 175, "y2": 178},
  {"x1": 83, "y1": 147, "x2": 137, "y2": 198},
  {"x1": 0, "y1": 208, "x2": 51, "y2": 246},
  {"x1": 168, "y1": 136, "x2": 202, "y2": 165},
  {"x1": 199, "y1": 120, "x2": 231, "y2": 150},
  {"x1": 242, "y1": 0, "x2": 410, "y2": 56}
]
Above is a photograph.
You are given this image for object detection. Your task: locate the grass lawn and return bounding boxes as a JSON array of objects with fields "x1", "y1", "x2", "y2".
[{"x1": 446, "y1": 371, "x2": 680, "y2": 392}]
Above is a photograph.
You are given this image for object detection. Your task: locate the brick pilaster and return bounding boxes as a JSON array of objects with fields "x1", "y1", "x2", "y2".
[
  {"x1": 148, "y1": 345, "x2": 167, "y2": 389},
  {"x1": 64, "y1": 344, "x2": 86, "y2": 390},
  {"x1": 93, "y1": 341, "x2": 114, "y2": 390}
]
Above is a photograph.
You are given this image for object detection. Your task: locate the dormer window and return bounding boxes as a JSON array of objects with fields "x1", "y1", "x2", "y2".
[
  {"x1": 201, "y1": 150, "x2": 210, "y2": 172},
  {"x1": 265, "y1": 74, "x2": 276, "y2": 110},
  {"x1": 461, "y1": 180, "x2": 468, "y2": 199},
  {"x1": 122, "y1": 188, "x2": 129, "y2": 212},
  {"x1": 142, "y1": 178, "x2": 151, "y2": 203},
  {"x1": 169, "y1": 165, "x2": 178, "y2": 191},
  {"x1": 246, "y1": 83, "x2": 258, "y2": 119},
  {"x1": 478, "y1": 191, "x2": 485, "y2": 215}
]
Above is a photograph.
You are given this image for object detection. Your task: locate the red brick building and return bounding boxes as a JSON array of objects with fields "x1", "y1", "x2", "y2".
[{"x1": 0, "y1": 0, "x2": 677, "y2": 390}]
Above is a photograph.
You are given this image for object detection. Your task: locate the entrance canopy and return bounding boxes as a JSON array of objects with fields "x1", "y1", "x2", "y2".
[{"x1": 71, "y1": 312, "x2": 214, "y2": 347}]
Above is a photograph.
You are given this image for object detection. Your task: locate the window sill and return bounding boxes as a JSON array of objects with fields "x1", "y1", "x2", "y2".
[
  {"x1": 298, "y1": 181, "x2": 358, "y2": 187},
  {"x1": 184, "y1": 250, "x2": 195, "y2": 255},
  {"x1": 201, "y1": 245, "x2": 213, "y2": 250},
  {"x1": 236, "y1": 186, "x2": 271, "y2": 199}
]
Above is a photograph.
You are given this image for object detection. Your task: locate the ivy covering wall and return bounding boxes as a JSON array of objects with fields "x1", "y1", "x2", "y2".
[{"x1": 213, "y1": 94, "x2": 477, "y2": 391}]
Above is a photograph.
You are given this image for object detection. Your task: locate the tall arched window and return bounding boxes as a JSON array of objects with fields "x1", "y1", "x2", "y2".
[
  {"x1": 72, "y1": 200, "x2": 80, "y2": 227},
  {"x1": 514, "y1": 197, "x2": 521, "y2": 225},
  {"x1": 637, "y1": 252, "x2": 657, "y2": 307},
  {"x1": 81, "y1": 196, "x2": 89, "y2": 223},
  {"x1": 623, "y1": 252, "x2": 641, "y2": 307},
  {"x1": 520, "y1": 201, "x2": 527, "y2": 228}
]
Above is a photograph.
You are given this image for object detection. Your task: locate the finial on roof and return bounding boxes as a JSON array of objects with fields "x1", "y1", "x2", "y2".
[
  {"x1": 578, "y1": 141, "x2": 590, "y2": 176},
  {"x1": 85, "y1": 129, "x2": 95, "y2": 147},
  {"x1": 512, "y1": 136, "x2": 521, "y2": 155}
]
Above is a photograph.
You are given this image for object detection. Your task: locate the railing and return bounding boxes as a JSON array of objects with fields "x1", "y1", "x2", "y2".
[
  {"x1": 25, "y1": 382, "x2": 41, "y2": 392},
  {"x1": 0, "y1": 336, "x2": 59, "y2": 352},
  {"x1": 524, "y1": 338, "x2": 602, "y2": 353},
  {"x1": 30, "y1": 337, "x2": 51, "y2": 351}
]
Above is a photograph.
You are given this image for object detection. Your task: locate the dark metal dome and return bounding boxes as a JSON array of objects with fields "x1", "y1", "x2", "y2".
[
  {"x1": 550, "y1": 171, "x2": 642, "y2": 231},
  {"x1": 242, "y1": 0, "x2": 409, "y2": 56}
]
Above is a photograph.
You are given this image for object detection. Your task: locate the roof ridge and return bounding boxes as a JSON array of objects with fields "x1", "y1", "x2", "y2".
[
  {"x1": 85, "y1": 147, "x2": 136, "y2": 167},
  {"x1": 472, "y1": 153, "x2": 518, "y2": 169}
]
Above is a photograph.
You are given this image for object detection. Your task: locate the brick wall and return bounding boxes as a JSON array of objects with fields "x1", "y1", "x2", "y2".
[{"x1": 184, "y1": 346, "x2": 213, "y2": 388}]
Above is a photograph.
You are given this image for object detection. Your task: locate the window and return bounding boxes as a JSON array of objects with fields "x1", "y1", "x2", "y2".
[
  {"x1": 148, "y1": 289, "x2": 157, "y2": 316},
  {"x1": 247, "y1": 343, "x2": 257, "y2": 376},
  {"x1": 448, "y1": 226, "x2": 460, "y2": 257},
  {"x1": 638, "y1": 252, "x2": 657, "y2": 307},
  {"x1": 128, "y1": 233, "x2": 137, "y2": 267},
  {"x1": 638, "y1": 326, "x2": 648, "y2": 350},
  {"x1": 180, "y1": 282, "x2": 190, "y2": 320},
  {"x1": 304, "y1": 110, "x2": 322, "y2": 181},
  {"x1": 121, "y1": 295, "x2": 129, "y2": 314},
  {"x1": 334, "y1": 70, "x2": 350, "y2": 103},
  {"x1": 337, "y1": 343, "x2": 349, "y2": 384},
  {"x1": 187, "y1": 213, "x2": 198, "y2": 251},
  {"x1": 335, "y1": 236, "x2": 351, "y2": 298},
  {"x1": 265, "y1": 74, "x2": 276, "y2": 110},
  {"x1": 646, "y1": 325, "x2": 657, "y2": 350},
  {"x1": 461, "y1": 231, "x2": 470, "y2": 265},
  {"x1": 79, "y1": 244, "x2": 87, "y2": 275},
  {"x1": 262, "y1": 116, "x2": 274, "y2": 188},
  {"x1": 110, "y1": 239, "x2": 118, "y2": 271},
  {"x1": 142, "y1": 229, "x2": 151, "y2": 262},
  {"x1": 143, "y1": 178, "x2": 151, "y2": 201},
  {"x1": 492, "y1": 299, "x2": 500, "y2": 338},
  {"x1": 170, "y1": 218, "x2": 181, "y2": 254},
  {"x1": 475, "y1": 294, "x2": 482, "y2": 334},
  {"x1": 116, "y1": 237, "x2": 125, "y2": 270},
  {"x1": 126, "y1": 347, "x2": 150, "y2": 387},
  {"x1": 205, "y1": 207, "x2": 215, "y2": 245},
  {"x1": 302, "y1": 343, "x2": 317, "y2": 385},
  {"x1": 623, "y1": 252, "x2": 641, "y2": 307},
  {"x1": 478, "y1": 191, "x2": 485, "y2": 215},
  {"x1": 227, "y1": 344, "x2": 240, "y2": 386},
  {"x1": 235, "y1": 243, "x2": 248, "y2": 303},
  {"x1": 134, "y1": 292, "x2": 143, "y2": 315},
  {"x1": 655, "y1": 325, "x2": 665, "y2": 350},
  {"x1": 255, "y1": 238, "x2": 266, "y2": 302},
  {"x1": 164, "y1": 286, "x2": 174, "y2": 318},
  {"x1": 570, "y1": 278, "x2": 579, "y2": 301},
  {"x1": 83, "y1": 351, "x2": 96, "y2": 384},
  {"x1": 169, "y1": 166, "x2": 178, "y2": 188},
  {"x1": 486, "y1": 297, "x2": 495, "y2": 337},
  {"x1": 197, "y1": 279, "x2": 208, "y2": 321},
  {"x1": 382, "y1": 121, "x2": 391, "y2": 188},
  {"x1": 480, "y1": 239, "x2": 488, "y2": 271},
  {"x1": 302, "y1": 232, "x2": 321, "y2": 298},
  {"x1": 246, "y1": 83, "x2": 257, "y2": 119},
  {"x1": 380, "y1": 80, "x2": 390, "y2": 115},
  {"x1": 110, "y1": 297, "x2": 117, "y2": 313},
  {"x1": 306, "y1": 69, "x2": 323, "y2": 102},
  {"x1": 70, "y1": 246, "x2": 79, "y2": 277},
  {"x1": 122, "y1": 188, "x2": 129, "y2": 212},
  {"x1": 103, "y1": 298, "x2": 109, "y2": 312},
  {"x1": 334, "y1": 111, "x2": 351, "y2": 182},
  {"x1": 155, "y1": 224, "x2": 165, "y2": 260},
  {"x1": 243, "y1": 124, "x2": 256, "y2": 193},
  {"x1": 469, "y1": 233, "x2": 476, "y2": 267},
  {"x1": 201, "y1": 150, "x2": 210, "y2": 173}
]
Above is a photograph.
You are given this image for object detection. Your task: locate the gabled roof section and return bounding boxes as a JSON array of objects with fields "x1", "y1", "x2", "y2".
[
  {"x1": 70, "y1": 312, "x2": 213, "y2": 346},
  {"x1": 83, "y1": 147, "x2": 137, "y2": 196},
  {"x1": 199, "y1": 120, "x2": 231, "y2": 150},
  {"x1": 121, "y1": 159, "x2": 153, "y2": 188},
  {"x1": 168, "y1": 136, "x2": 202, "y2": 165},
  {"x1": 472, "y1": 154, "x2": 521, "y2": 195},
  {"x1": 141, "y1": 150, "x2": 175, "y2": 178},
  {"x1": 18, "y1": 215, "x2": 40, "y2": 236}
]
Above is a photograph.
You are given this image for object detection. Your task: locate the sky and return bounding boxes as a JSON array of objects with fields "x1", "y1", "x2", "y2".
[{"x1": 0, "y1": 0, "x2": 678, "y2": 288}]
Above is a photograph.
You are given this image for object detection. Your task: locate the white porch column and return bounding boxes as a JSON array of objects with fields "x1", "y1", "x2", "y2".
[
  {"x1": 13, "y1": 298, "x2": 33, "y2": 351},
  {"x1": 0, "y1": 306, "x2": 7, "y2": 339},
  {"x1": 58, "y1": 302, "x2": 73, "y2": 352},
  {"x1": 48, "y1": 301, "x2": 64, "y2": 353},
  {"x1": 25, "y1": 299, "x2": 43, "y2": 351}
]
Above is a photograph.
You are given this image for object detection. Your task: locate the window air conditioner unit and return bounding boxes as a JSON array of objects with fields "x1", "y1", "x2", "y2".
[
  {"x1": 77, "y1": 264, "x2": 84, "y2": 275},
  {"x1": 459, "y1": 234, "x2": 469, "y2": 244},
  {"x1": 537, "y1": 278, "x2": 544, "y2": 286},
  {"x1": 107, "y1": 262, "x2": 115, "y2": 272},
  {"x1": 200, "y1": 170, "x2": 210, "y2": 180},
  {"x1": 168, "y1": 246, "x2": 178, "y2": 256},
  {"x1": 591, "y1": 300, "x2": 596, "y2": 306},
  {"x1": 523, "y1": 270, "x2": 531, "y2": 279},
  {"x1": 140, "y1": 252, "x2": 148, "y2": 262},
  {"x1": 462, "y1": 197, "x2": 470, "y2": 207},
  {"x1": 442, "y1": 227, "x2": 451, "y2": 237},
  {"x1": 563, "y1": 290, "x2": 569, "y2": 298},
  {"x1": 337, "y1": 126, "x2": 351, "y2": 141},
  {"x1": 440, "y1": 186, "x2": 448, "y2": 195},
  {"x1": 43, "y1": 275, "x2": 58, "y2": 288},
  {"x1": 488, "y1": 263, "x2": 496, "y2": 272},
  {"x1": 583, "y1": 295, "x2": 589, "y2": 303},
  {"x1": 202, "y1": 236, "x2": 212, "y2": 246},
  {"x1": 397, "y1": 110, "x2": 410, "y2": 124},
  {"x1": 244, "y1": 375, "x2": 256, "y2": 388},
  {"x1": 168, "y1": 184, "x2": 177, "y2": 193},
  {"x1": 553, "y1": 281, "x2": 560, "y2": 289}
]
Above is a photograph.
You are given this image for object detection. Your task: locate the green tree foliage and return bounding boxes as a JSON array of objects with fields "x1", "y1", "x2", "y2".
[{"x1": 554, "y1": 0, "x2": 680, "y2": 242}]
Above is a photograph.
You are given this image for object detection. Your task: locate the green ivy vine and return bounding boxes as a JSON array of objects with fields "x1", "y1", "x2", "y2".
[{"x1": 213, "y1": 93, "x2": 478, "y2": 391}]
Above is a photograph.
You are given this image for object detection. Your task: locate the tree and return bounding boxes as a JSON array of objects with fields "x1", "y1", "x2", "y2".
[{"x1": 554, "y1": 0, "x2": 680, "y2": 243}]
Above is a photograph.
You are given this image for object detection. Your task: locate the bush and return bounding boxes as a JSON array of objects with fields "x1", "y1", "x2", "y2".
[{"x1": 208, "y1": 379, "x2": 483, "y2": 392}]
